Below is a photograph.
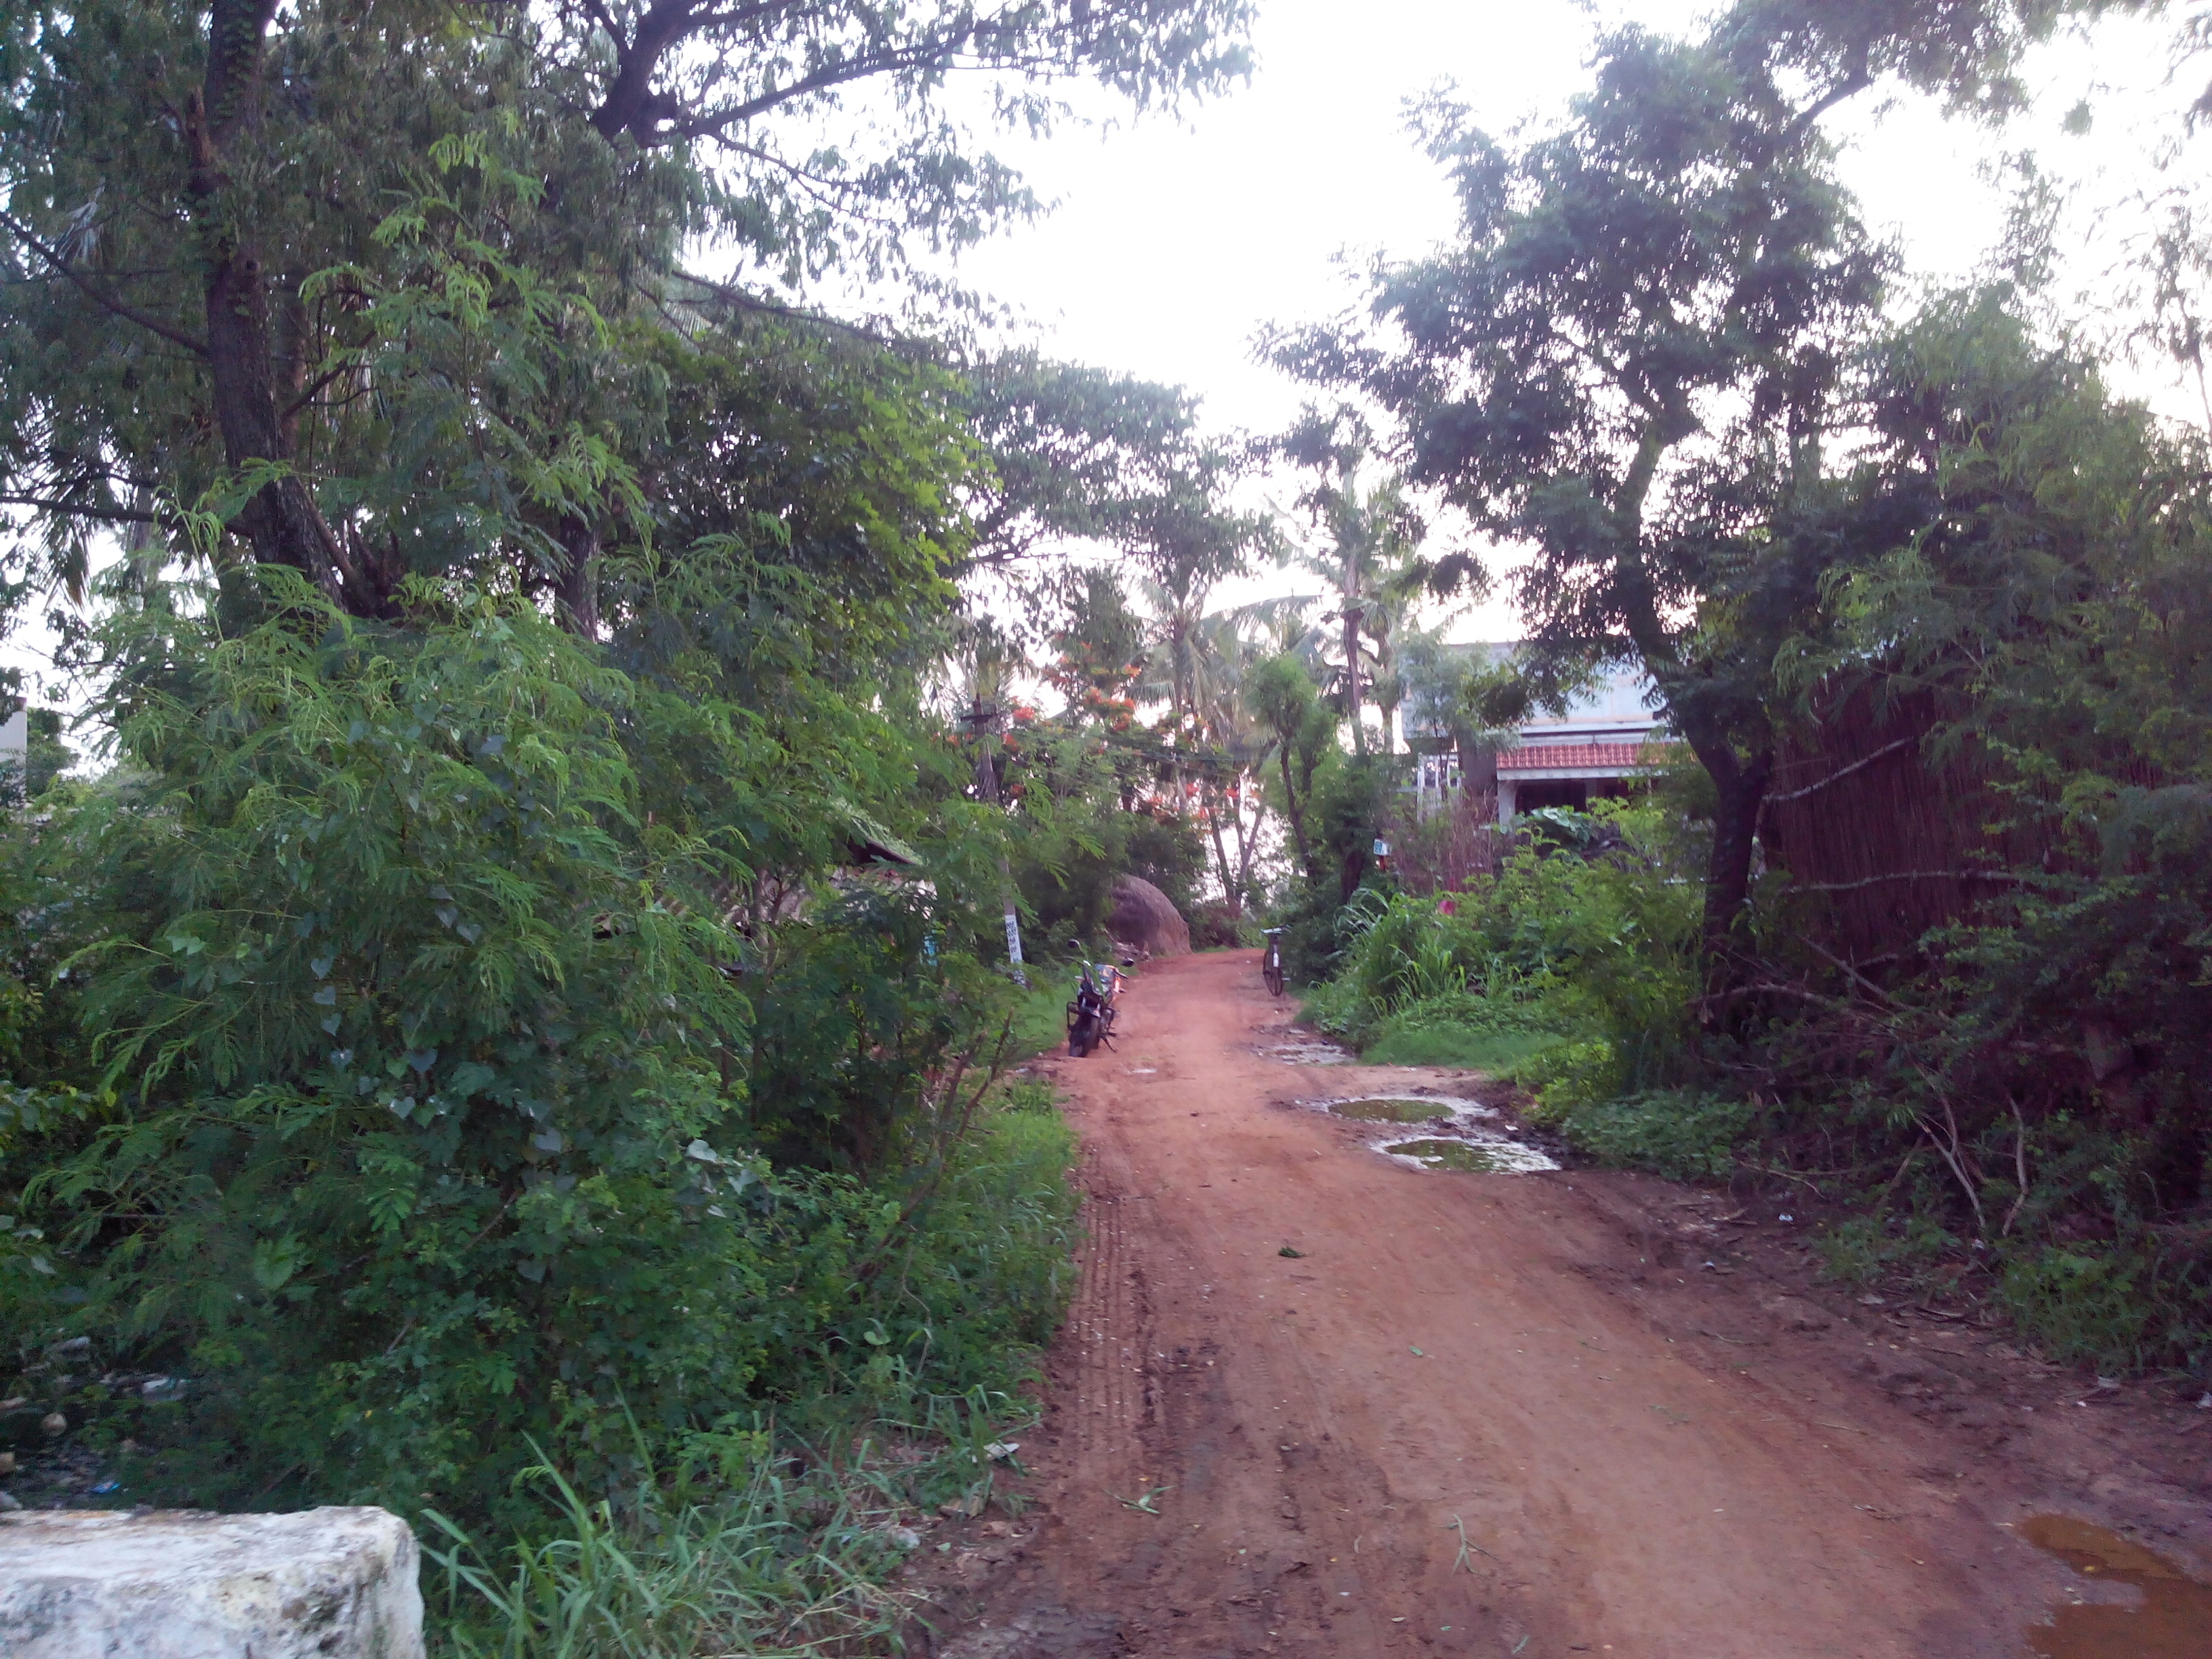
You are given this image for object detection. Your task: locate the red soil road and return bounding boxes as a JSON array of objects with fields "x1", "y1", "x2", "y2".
[{"x1": 927, "y1": 948, "x2": 2175, "y2": 1659}]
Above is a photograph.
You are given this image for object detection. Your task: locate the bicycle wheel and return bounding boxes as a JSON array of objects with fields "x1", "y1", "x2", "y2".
[{"x1": 1264, "y1": 956, "x2": 1284, "y2": 997}]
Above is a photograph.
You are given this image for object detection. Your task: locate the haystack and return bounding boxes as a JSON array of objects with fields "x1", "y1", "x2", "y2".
[{"x1": 1108, "y1": 874, "x2": 1191, "y2": 958}]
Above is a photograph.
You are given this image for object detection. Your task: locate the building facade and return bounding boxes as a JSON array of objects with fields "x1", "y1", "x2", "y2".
[
  {"x1": 1405, "y1": 651, "x2": 1668, "y2": 823},
  {"x1": 1494, "y1": 662, "x2": 1665, "y2": 823}
]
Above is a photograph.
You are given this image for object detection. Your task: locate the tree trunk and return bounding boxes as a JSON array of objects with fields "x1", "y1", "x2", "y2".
[
  {"x1": 1205, "y1": 793, "x2": 1237, "y2": 922},
  {"x1": 556, "y1": 514, "x2": 600, "y2": 638},
  {"x1": 1685, "y1": 734, "x2": 1773, "y2": 989},
  {"x1": 1279, "y1": 746, "x2": 1311, "y2": 874},
  {"x1": 1340, "y1": 842, "x2": 1369, "y2": 904},
  {"x1": 1231, "y1": 784, "x2": 1265, "y2": 915},
  {"x1": 971, "y1": 705, "x2": 1027, "y2": 986},
  {"x1": 188, "y1": 0, "x2": 368, "y2": 613},
  {"x1": 1342, "y1": 600, "x2": 1366, "y2": 756}
]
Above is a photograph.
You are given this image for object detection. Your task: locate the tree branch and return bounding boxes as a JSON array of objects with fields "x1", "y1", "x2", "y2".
[
  {"x1": 668, "y1": 269, "x2": 904, "y2": 346},
  {"x1": 281, "y1": 360, "x2": 365, "y2": 419},
  {"x1": 0, "y1": 493, "x2": 168, "y2": 527},
  {"x1": 1765, "y1": 734, "x2": 1917, "y2": 804},
  {"x1": 1798, "y1": 932, "x2": 1900, "y2": 1009},
  {"x1": 1782, "y1": 47, "x2": 1872, "y2": 148},
  {"x1": 0, "y1": 210, "x2": 209, "y2": 356},
  {"x1": 1799, "y1": 869, "x2": 2021, "y2": 895}
]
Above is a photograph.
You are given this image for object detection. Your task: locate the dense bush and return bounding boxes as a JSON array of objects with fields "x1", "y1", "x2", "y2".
[
  {"x1": 1315, "y1": 804, "x2": 1699, "y2": 1057},
  {"x1": 1010, "y1": 790, "x2": 1207, "y2": 958},
  {"x1": 1293, "y1": 802, "x2": 1766, "y2": 1173},
  {"x1": 1185, "y1": 899, "x2": 1250, "y2": 949},
  {"x1": 0, "y1": 584, "x2": 1073, "y2": 1533}
]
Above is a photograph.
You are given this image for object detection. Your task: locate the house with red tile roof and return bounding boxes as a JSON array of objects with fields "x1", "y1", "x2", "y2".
[
  {"x1": 1494, "y1": 663, "x2": 1671, "y2": 820},
  {"x1": 1406, "y1": 651, "x2": 1671, "y2": 823}
]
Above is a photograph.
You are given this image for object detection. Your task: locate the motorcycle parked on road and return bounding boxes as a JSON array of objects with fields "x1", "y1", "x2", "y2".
[{"x1": 1066, "y1": 960, "x2": 1123, "y2": 1057}]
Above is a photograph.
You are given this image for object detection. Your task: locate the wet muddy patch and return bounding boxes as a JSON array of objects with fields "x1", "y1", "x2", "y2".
[
  {"x1": 1258, "y1": 1036, "x2": 1353, "y2": 1065},
  {"x1": 2020, "y1": 1513, "x2": 2212, "y2": 1658},
  {"x1": 1303, "y1": 1091, "x2": 1494, "y2": 1126},
  {"x1": 1325, "y1": 1094, "x2": 1486, "y2": 1124},
  {"x1": 1378, "y1": 1133, "x2": 1559, "y2": 1174},
  {"x1": 1299, "y1": 1094, "x2": 1559, "y2": 1174}
]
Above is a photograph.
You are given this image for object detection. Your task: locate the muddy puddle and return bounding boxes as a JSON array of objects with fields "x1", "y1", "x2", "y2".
[
  {"x1": 1326, "y1": 1094, "x2": 1488, "y2": 1123},
  {"x1": 1379, "y1": 1134, "x2": 1559, "y2": 1174},
  {"x1": 2020, "y1": 1515, "x2": 2212, "y2": 1658},
  {"x1": 1301, "y1": 1094, "x2": 1561, "y2": 1174},
  {"x1": 1259, "y1": 1036, "x2": 1353, "y2": 1065}
]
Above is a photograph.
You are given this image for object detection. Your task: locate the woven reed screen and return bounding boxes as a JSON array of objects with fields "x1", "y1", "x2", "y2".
[{"x1": 1761, "y1": 689, "x2": 2032, "y2": 964}]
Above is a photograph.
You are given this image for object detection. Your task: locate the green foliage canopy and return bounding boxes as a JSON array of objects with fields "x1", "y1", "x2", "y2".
[{"x1": 1267, "y1": 27, "x2": 1891, "y2": 964}]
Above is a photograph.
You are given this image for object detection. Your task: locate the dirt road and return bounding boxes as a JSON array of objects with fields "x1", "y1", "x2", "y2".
[{"x1": 920, "y1": 949, "x2": 2211, "y2": 1659}]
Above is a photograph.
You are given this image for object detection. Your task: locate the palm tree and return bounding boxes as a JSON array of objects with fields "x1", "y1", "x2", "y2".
[
  {"x1": 1132, "y1": 554, "x2": 1217, "y2": 812},
  {"x1": 1185, "y1": 614, "x2": 1282, "y2": 922},
  {"x1": 1287, "y1": 413, "x2": 1424, "y2": 756}
]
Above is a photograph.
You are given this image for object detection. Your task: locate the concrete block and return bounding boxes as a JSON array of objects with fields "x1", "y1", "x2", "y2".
[{"x1": 0, "y1": 1505, "x2": 424, "y2": 1658}]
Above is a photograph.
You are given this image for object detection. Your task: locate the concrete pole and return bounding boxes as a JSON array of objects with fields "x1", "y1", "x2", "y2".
[{"x1": 970, "y1": 697, "x2": 1028, "y2": 987}]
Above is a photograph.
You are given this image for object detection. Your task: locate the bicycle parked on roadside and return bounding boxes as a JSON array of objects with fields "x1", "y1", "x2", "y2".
[{"x1": 1261, "y1": 927, "x2": 1286, "y2": 998}]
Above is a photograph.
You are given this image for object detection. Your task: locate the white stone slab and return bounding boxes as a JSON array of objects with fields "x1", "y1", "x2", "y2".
[{"x1": 0, "y1": 1505, "x2": 424, "y2": 1658}]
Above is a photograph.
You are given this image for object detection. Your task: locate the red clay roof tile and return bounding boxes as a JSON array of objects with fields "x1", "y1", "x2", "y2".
[{"x1": 1496, "y1": 741, "x2": 1662, "y2": 773}]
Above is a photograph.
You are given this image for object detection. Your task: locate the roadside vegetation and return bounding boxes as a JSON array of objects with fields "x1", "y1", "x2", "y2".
[
  {"x1": 0, "y1": 0, "x2": 1269, "y2": 1647},
  {"x1": 1271, "y1": 9, "x2": 2212, "y2": 1386},
  {"x1": 3, "y1": 0, "x2": 2211, "y2": 1647}
]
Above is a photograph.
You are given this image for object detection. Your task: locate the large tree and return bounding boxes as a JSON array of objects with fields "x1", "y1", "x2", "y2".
[
  {"x1": 1269, "y1": 29, "x2": 1891, "y2": 970},
  {"x1": 958, "y1": 352, "x2": 1209, "y2": 572},
  {"x1": 0, "y1": 0, "x2": 1253, "y2": 621}
]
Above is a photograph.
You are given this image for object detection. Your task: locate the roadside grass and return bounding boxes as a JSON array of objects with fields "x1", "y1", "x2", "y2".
[
  {"x1": 1300, "y1": 980, "x2": 1572, "y2": 1078},
  {"x1": 1520, "y1": 1085, "x2": 1757, "y2": 1182},
  {"x1": 1006, "y1": 974, "x2": 1074, "y2": 1059},
  {"x1": 425, "y1": 1452, "x2": 918, "y2": 1658},
  {"x1": 1361, "y1": 1020, "x2": 1564, "y2": 1073},
  {"x1": 425, "y1": 1086, "x2": 1079, "y2": 1656}
]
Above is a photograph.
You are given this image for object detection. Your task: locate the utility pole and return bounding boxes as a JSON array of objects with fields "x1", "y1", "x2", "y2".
[{"x1": 965, "y1": 696, "x2": 1029, "y2": 987}]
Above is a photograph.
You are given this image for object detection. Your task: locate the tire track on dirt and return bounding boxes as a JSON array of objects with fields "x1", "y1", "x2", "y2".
[
  {"x1": 939, "y1": 952, "x2": 2087, "y2": 1658},
  {"x1": 1068, "y1": 1141, "x2": 1155, "y2": 1507}
]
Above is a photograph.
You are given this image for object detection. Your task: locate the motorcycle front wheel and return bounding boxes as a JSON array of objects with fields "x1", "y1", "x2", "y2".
[{"x1": 1069, "y1": 1014, "x2": 1097, "y2": 1057}]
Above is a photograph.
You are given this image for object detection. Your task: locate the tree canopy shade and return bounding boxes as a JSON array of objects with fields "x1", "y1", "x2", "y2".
[
  {"x1": 957, "y1": 351, "x2": 1208, "y2": 570},
  {"x1": 1266, "y1": 28, "x2": 1892, "y2": 967},
  {"x1": 1714, "y1": 0, "x2": 2082, "y2": 119},
  {"x1": 0, "y1": 0, "x2": 1253, "y2": 621}
]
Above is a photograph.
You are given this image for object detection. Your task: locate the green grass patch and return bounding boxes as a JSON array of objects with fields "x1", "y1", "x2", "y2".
[
  {"x1": 1815, "y1": 1212, "x2": 1958, "y2": 1288},
  {"x1": 1344, "y1": 988, "x2": 1569, "y2": 1075},
  {"x1": 1361, "y1": 1020, "x2": 1565, "y2": 1073},
  {"x1": 1004, "y1": 973, "x2": 1076, "y2": 1059},
  {"x1": 1524, "y1": 1085, "x2": 1759, "y2": 1182},
  {"x1": 426, "y1": 1088, "x2": 1080, "y2": 1654}
]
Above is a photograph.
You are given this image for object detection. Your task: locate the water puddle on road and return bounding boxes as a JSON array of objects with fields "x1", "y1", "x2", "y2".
[
  {"x1": 1380, "y1": 1135, "x2": 1559, "y2": 1174},
  {"x1": 1299, "y1": 1094, "x2": 1559, "y2": 1173},
  {"x1": 1327, "y1": 1095, "x2": 1488, "y2": 1124},
  {"x1": 2020, "y1": 1514, "x2": 2212, "y2": 1658},
  {"x1": 1260, "y1": 1037, "x2": 1354, "y2": 1065}
]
